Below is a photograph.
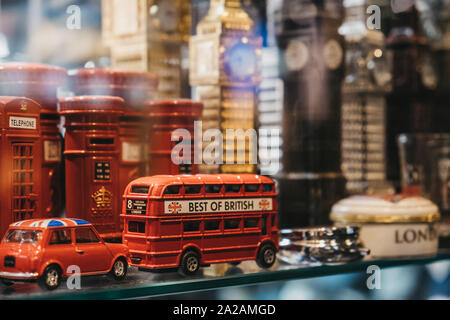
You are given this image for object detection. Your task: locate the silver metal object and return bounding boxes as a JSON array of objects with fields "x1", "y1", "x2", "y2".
[{"x1": 278, "y1": 226, "x2": 370, "y2": 265}]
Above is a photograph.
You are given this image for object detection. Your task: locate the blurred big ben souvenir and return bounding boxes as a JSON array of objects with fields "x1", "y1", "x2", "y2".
[
  {"x1": 189, "y1": 0, "x2": 262, "y2": 174},
  {"x1": 275, "y1": 0, "x2": 347, "y2": 228},
  {"x1": 101, "y1": 0, "x2": 191, "y2": 98}
]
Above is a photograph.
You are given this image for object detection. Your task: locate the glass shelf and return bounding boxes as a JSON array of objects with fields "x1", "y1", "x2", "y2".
[{"x1": 1, "y1": 250, "x2": 449, "y2": 300}]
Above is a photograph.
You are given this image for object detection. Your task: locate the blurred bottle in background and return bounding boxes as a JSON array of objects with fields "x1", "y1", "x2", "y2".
[
  {"x1": 430, "y1": 0, "x2": 450, "y2": 134},
  {"x1": 339, "y1": 0, "x2": 393, "y2": 195},
  {"x1": 386, "y1": 1, "x2": 437, "y2": 189},
  {"x1": 275, "y1": 0, "x2": 347, "y2": 228},
  {"x1": 257, "y1": 0, "x2": 283, "y2": 177}
]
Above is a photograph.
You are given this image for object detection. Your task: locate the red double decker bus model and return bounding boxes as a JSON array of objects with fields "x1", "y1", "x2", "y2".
[{"x1": 122, "y1": 174, "x2": 279, "y2": 275}]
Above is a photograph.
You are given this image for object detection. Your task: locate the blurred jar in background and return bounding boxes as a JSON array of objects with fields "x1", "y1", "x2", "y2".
[{"x1": 398, "y1": 134, "x2": 450, "y2": 242}]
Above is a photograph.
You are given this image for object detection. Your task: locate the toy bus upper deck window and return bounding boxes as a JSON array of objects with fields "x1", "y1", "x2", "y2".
[
  {"x1": 131, "y1": 185, "x2": 150, "y2": 194},
  {"x1": 185, "y1": 185, "x2": 202, "y2": 194},
  {"x1": 49, "y1": 230, "x2": 72, "y2": 245},
  {"x1": 225, "y1": 184, "x2": 242, "y2": 193},
  {"x1": 205, "y1": 185, "x2": 221, "y2": 193},
  {"x1": 245, "y1": 184, "x2": 259, "y2": 192},
  {"x1": 75, "y1": 228, "x2": 100, "y2": 244},
  {"x1": 128, "y1": 221, "x2": 145, "y2": 234},
  {"x1": 262, "y1": 184, "x2": 274, "y2": 192},
  {"x1": 163, "y1": 185, "x2": 181, "y2": 195}
]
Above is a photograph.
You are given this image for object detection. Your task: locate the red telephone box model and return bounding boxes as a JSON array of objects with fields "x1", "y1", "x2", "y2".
[
  {"x1": 68, "y1": 68, "x2": 158, "y2": 200},
  {"x1": 60, "y1": 96, "x2": 124, "y2": 241},
  {"x1": 122, "y1": 174, "x2": 279, "y2": 275},
  {"x1": 0, "y1": 97, "x2": 42, "y2": 237},
  {"x1": 0, "y1": 63, "x2": 67, "y2": 218},
  {"x1": 146, "y1": 100, "x2": 203, "y2": 175}
]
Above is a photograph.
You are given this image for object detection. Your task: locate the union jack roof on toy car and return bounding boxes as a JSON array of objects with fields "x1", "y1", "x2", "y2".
[{"x1": 10, "y1": 218, "x2": 91, "y2": 228}]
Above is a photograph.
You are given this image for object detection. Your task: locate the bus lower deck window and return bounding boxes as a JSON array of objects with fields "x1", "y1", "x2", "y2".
[
  {"x1": 129, "y1": 221, "x2": 145, "y2": 233},
  {"x1": 224, "y1": 219, "x2": 240, "y2": 230},
  {"x1": 244, "y1": 218, "x2": 259, "y2": 228},
  {"x1": 204, "y1": 220, "x2": 220, "y2": 231},
  {"x1": 184, "y1": 221, "x2": 200, "y2": 232}
]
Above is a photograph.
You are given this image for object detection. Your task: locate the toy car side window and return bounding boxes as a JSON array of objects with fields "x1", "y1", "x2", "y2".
[
  {"x1": 49, "y1": 229, "x2": 72, "y2": 245},
  {"x1": 75, "y1": 228, "x2": 100, "y2": 244}
]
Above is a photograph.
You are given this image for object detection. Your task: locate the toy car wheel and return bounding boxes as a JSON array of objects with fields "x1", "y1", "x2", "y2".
[
  {"x1": 256, "y1": 244, "x2": 276, "y2": 269},
  {"x1": 110, "y1": 258, "x2": 128, "y2": 281},
  {"x1": 179, "y1": 251, "x2": 200, "y2": 276},
  {"x1": 39, "y1": 265, "x2": 62, "y2": 290}
]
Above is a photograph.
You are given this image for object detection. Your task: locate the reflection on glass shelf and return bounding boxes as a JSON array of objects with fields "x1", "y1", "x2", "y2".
[{"x1": 0, "y1": 251, "x2": 449, "y2": 300}]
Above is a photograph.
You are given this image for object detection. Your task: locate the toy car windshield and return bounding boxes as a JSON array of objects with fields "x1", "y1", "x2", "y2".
[{"x1": 3, "y1": 230, "x2": 43, "y2": 244}]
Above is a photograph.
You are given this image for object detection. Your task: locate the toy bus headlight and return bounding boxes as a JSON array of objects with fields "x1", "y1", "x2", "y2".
[{"x1": 130, "y1": 256, "x2": 142, "y2": 264}]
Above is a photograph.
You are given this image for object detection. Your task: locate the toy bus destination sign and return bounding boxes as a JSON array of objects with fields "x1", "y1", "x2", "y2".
[
  {"x1": 126, "y1": 199, "x2": 148, "y2": 215},
  {"x1": 164, "y1": 198, "x2": 273, "y2": 214}
]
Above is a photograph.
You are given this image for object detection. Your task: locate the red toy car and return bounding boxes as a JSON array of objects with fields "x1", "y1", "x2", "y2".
[{"x1": 0, "y1": 218, "x2": 129, "y2": 290}]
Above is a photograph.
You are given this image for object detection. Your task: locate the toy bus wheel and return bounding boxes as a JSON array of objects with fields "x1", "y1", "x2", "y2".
[
  {"x1": 256, "y1": 244, "x2": 276, "y2": 269},
  {"x1": 110, "y1": 258, "x2": 128, "y2": 281},
  {"x1": 179, "y1": 251, "x2": 200, "y2": 276},
  {"x1": 39, "y1": 265, "x2": 62, "y2": 291},
  {"x1": 229, "y1": 261, "x2": 241, "y2": 266}
]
